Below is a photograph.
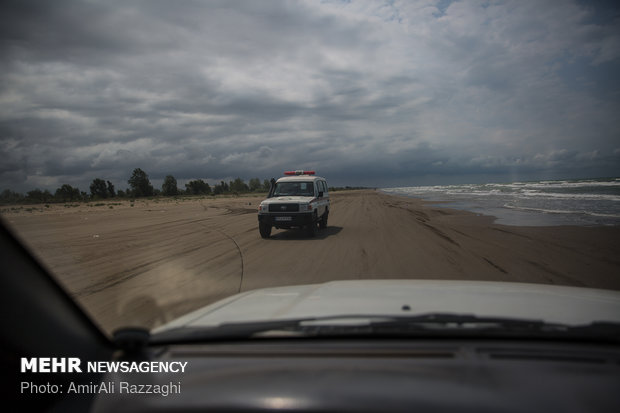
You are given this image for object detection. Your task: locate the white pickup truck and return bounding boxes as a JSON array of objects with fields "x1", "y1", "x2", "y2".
[{"x1": 257, "y1": 170, "x2": 330, "y2": 238}]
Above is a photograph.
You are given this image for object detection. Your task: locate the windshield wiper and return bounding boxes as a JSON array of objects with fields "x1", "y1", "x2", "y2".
[{"x1": 149, "y1": 313, "x2": 620, "y2": 345}]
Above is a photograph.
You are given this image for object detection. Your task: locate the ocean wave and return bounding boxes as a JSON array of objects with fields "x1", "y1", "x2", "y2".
[
  {"x1": 503, "y1": 204, "x2": 620, "y2": 218},
  {"x1": 517, "y1": 191, "x2": 620, "y2": 201},
  {"x1": 384, "y1": 187, "x2": 620, "y2": 202}
]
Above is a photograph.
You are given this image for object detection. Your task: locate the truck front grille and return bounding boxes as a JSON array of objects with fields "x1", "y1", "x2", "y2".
[{"x1": 269, "y1": 203, "x2": 300, "y2": 212}]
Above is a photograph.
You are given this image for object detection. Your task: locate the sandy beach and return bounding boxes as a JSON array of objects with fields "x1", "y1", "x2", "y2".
[{"x1": 2, "y1": 189, "x2": 619, "y2": 333}]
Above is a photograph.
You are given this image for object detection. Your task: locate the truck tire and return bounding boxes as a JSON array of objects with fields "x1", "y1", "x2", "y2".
[
  {"x1": 319, "y1": 210, "x2": 328, "y2": 229},
  {"x1": 306, "y1": 213, "x2": 318, "y2": 237},
  {"x1": 259, "y1": 222, "x2": 272, "y2": 238}
]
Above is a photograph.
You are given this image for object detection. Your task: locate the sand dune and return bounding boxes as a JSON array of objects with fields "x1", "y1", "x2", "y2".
[{"x1": 3, "y1": 190, "x2": 619, "y2": 333}]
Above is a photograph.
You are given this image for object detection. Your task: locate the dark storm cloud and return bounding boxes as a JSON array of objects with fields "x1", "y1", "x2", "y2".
[{"x1": 1, "y1": 0, "x2": 619, "y2": 193}]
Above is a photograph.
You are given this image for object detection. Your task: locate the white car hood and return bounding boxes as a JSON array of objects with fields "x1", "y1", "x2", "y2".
[
  {"x1": 261, "y1": 196, "x2": 314, "y2": 203},
  {"x1": 154, "y1": 280, "x2": 620, "y2": 332}
]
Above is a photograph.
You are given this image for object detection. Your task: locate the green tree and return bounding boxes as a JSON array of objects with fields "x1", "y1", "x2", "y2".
[
  {"x1": 213, "y1": 181, "x2": 229, "y2": 195},
  {"x1": 90, "y1": 178, "x2": 109, "y2": 199},
  {"x1": 128, "y1": 168, "x2": 154, "y2": 197},
  {"x1": 0, "y1": 189, "x2": 24, "y2": 204},
  {"x1": 230, "y1": 177, "x2": 249, "y2": 193},
  {"x1": 185, "y1": 179, "x2": 211, "y2": 195},
  {"x1": 162, "y1": 175, "x2": 179, "y2": 196},
  {"x1": 248, "y1": 178, "x2": 261, "y2": 192},
  {"x1": 107, "y1": 181, "x2": 116, "y2": 197},
  {"x1": 263, "y1": 179, "x2": 271, "y2": 191},
  {"x1": 25, "y1": 189, "x2": 52, "y2": 204},
  {"x1": 55, "y1": 184, "x2": 81, "y2": 202}
]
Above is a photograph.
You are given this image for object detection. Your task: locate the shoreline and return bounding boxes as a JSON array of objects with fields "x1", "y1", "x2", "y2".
[{"x1": 379, "y1": 179, "x2": 620, "y2": 228}]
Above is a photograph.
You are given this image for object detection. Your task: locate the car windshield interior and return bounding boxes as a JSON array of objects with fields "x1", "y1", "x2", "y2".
[{"x1": 1, "y1": 1, "x2": 619, "y2": 412}]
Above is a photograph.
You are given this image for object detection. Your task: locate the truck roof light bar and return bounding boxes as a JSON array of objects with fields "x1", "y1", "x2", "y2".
[{"x1": 284, "y1": 170, "x2": 315, "y2": 176}]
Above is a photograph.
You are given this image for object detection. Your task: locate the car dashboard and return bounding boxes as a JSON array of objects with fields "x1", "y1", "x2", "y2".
[{"x1": 83, "y1": 338, "x2": 620, "y2": 413}]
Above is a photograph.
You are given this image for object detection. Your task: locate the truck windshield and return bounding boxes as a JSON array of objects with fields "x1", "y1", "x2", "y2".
[{"x1": 274, "y1": 182, "x2": 315, "y2": 197}]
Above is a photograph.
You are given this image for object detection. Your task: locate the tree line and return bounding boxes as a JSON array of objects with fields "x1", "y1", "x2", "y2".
[{"x1": 0, "y1": 168, "x2": 272, "y2": 205}]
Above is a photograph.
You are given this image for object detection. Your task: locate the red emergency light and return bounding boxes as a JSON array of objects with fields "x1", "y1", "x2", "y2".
[{"x1": 284, "y1": 170, "x2": 315, "y2": 176}]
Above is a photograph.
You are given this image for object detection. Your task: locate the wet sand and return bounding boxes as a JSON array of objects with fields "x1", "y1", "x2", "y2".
[{"x1": 3, "y1": 190, "x2": 619, "y2": 333}]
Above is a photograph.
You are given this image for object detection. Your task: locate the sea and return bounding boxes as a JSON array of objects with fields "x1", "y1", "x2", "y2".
[{"x1": 381, "y1": 178, "x2": 620, "y2": 227}]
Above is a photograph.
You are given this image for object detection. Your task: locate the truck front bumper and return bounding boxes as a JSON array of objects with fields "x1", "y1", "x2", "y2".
[{"x1": 258, "y1": 212, "x2": 314, "y2": 228}]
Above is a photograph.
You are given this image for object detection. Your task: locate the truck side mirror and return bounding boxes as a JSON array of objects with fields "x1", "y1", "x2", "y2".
[{"x1": 318, "y1": 191, "x2": 324, "y2": 198}]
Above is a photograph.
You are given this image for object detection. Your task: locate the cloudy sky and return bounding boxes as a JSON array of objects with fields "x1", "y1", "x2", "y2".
[{"x1": 1, "y1": 0, "x2": 619, "y2": 192}]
